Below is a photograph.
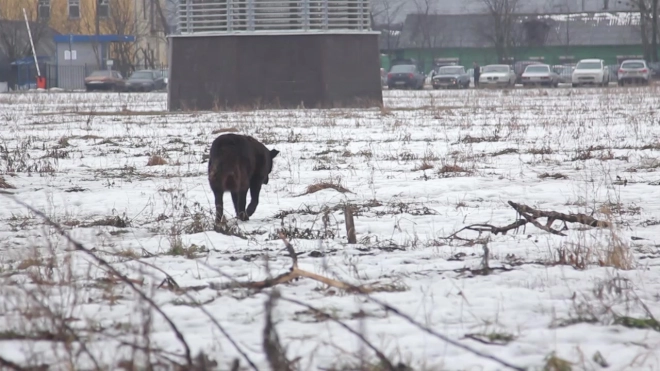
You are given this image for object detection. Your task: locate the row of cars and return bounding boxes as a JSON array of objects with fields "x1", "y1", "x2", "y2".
[
  {"x1": 84, "y1": 69, "x2": 169, "y2": 92},
  {"x1": 382, "y1": 58, "x2": 653, "y2": 90},
  {"x1": 521, "y1": 58, "x2": 652, "y2": 87}
]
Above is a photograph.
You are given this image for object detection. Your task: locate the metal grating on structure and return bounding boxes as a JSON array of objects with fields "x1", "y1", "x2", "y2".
[{"x1": 178, "y1": 0, "x2": 371, "y2": 34}]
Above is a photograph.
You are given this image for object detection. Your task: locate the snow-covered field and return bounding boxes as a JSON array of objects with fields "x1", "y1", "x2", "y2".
[{"x1": 1, "y1": 87, "x2": 660, "y2": 370}]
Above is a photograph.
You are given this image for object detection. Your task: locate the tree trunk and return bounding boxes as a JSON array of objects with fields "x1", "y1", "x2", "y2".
[{"x1": 653, "y1": 0, "x2": 658, "y2": 62}]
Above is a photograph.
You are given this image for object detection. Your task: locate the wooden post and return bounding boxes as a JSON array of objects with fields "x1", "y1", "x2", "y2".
[{"x1": 344, "y1": 205, "x2": 357, "y2": 244}]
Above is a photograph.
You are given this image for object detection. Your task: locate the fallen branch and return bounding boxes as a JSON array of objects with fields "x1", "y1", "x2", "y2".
[
  {"x1": 508, "y1": 201, "x2": 610, "y2": 228},
  {"x1": 446, "y1": 201, "x2": 611, "y2": 240},
  {"x1": 242, "y1": 232, "x2": 371, "y2": 293}
]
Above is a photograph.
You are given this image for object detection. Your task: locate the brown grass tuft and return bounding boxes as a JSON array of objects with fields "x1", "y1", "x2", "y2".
[
  {"x1": 147, "y1": 155, "x2": 167, "y2": 166},
  {"x1": 303, "y1": 182, "x2": 352, "y2": 195},
  {"x1": 0, "y1": 176, "x2": 15, "y2": 189},
  {"x1": 538, "y1": 172, "x2": 568, "y2": 180},
  {"x1": 438, "y1": 164, "x2": 472, "y2": 177}
]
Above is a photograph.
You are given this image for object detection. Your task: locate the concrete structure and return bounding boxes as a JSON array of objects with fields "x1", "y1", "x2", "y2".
[
  {"x1": 53, "y1": 34, "x2": 135, "y2": 89},
  {"x1": 168, "y1": 0, "x2": 382, "y2": 111}
]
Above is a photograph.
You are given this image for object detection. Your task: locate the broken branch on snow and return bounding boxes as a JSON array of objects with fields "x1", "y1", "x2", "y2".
[{"x1": 447, "y1": 201, "x2": 611, "y2": 240}]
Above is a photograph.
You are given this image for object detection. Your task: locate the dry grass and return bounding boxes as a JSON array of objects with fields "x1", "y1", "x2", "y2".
[
  {"x1": 554, "y1": 233, "x2": 634, "y2": 271},
  {"x1": 0, "y1": 176, "x2": 15, "y2": 189},
  {"x1": 147, "y1": 155, "x2": 168, "y2": 166},
  {"x1": 412, "y1": 159, "x2": 434, "y2": 171}
]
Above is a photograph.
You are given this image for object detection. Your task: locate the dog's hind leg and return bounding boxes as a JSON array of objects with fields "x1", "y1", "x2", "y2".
[
  {"x1": 237, "y1": 189, "x2": 249, "y2": 221},
  {"x1": 246, "y1": 181, "x2": 262, "y2": 217},
  {"x1": 230, "y1": 191, "x2": 240, "y2": 217},
  {"x1": 212, "y1": 187, "x2": 225, "y2": 231}
]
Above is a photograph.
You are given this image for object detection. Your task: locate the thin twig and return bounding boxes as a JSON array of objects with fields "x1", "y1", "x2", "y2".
[
  {"x1": 0, "y1": 356, "x2": 28, "y2": 371},
  {"x1": 280, "y1": 296, "x2": 397, "y2": 371}
]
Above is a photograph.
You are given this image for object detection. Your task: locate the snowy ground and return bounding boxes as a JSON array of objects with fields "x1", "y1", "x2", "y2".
[{"x1": 1, "y1": 87, "x2": 660, "y2": 370}]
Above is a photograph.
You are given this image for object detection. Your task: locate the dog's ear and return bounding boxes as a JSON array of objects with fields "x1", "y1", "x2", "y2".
[{"x1": 270, "y1": 149, "x2": 280, "y2": 159}]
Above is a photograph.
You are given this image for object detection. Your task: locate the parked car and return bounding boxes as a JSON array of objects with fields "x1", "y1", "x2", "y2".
[
  {"x1": 431, "y1": 65, "x2": 470, "y2": 89},
  {"x1": 513, "y1": 60, "x2": 543, "y2": 84},
  {"x1": 387, "y1": 64, "x2": 425, "y2": 90},
  {"x1": 617, "y1": 59, "x2": 650, "y2": 86},
  {"x1": 429, "y1": 62, "x2": 457, "y2": 79},
  {"x1": 159, "y1": 68, "x2": 169, "y2": 87},
  {"x1": 466, "y1": 68, "x2": 475, "y2": 87},
  {"x1": 126, "y1": 70, "x2": 166, "y2": 92},
  {"x1": 647, "y1": 62, "x2": 660, "y2": 79},
  {"x1": 480, "y1": 64, "x2": 517, "y2": 87},
  {"x1": 521, "y1": 64, "x2": 559, "y2": 87},
  {"x1": 84, "y1": 70, "x2": 126, "y2": 92},
  {"x1": 572, "y1": 59, "x2": 610, "y2": 87},
  {"x1": 552, "y1": 65, "x2": 574, "y2": 84}
]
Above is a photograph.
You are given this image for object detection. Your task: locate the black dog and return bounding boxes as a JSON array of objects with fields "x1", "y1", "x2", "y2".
[{"x1": 207, "y1": 134, "x2": 279, "y2": 228}]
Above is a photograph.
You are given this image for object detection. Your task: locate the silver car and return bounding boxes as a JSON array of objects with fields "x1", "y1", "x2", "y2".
[
  {"x1": 617, "y1": 60, "x2": 650, "y2": 86},
  {"x1": 480, "y1": 65, "x2": 517, "y2": 87},
  {"x1": 521, "y1": 64, "x2": 559, "y2": 87}
]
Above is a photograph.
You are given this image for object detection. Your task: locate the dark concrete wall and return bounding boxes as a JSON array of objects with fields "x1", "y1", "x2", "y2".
[{"x1": 168, "y1": 33, "x2": 382, "y2": 111}]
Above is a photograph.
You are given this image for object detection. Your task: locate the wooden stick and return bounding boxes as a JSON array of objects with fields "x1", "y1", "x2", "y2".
[{"x1": 344, "y1": 205, "x2": 357, "y2": 244}]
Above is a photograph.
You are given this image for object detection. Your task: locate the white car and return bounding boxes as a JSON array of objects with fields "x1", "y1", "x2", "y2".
[
  {"x1": 617, "y1": 59, "x2": 650, "y2": 86},
  {"x1": 572, "y1": 59, "x2": 610, "y2": 87},
  {"x1": 521, "y1": 64, "x2": 559, "y2": 87},
  {"x1": 479, "y1": 64, "x2": 516, "y2": 87}
]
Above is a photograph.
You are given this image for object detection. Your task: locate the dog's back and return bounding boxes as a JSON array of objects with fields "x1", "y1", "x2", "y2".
[{"x1": 208, "y1": 134, "x2": 256, "y2": 193}]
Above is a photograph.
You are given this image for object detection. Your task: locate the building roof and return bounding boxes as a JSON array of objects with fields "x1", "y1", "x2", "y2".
[
  {"x1": 11, "y1": 56, "x2": 51, "y2": 65},
  {"x1": 387, "y1": 12, "x2": 641, "y2": 50},
  {"x1": 54, "y1": 34, "x2": 136, "y2": 43}
]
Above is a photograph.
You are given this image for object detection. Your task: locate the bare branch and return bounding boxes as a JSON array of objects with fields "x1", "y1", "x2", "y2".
[{"x1": 280, "y1": 296, "x2": 397, "y2": 371}]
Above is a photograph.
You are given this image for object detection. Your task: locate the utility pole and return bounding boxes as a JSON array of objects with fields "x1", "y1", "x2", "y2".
[{"x1": 95, "y1": 0, "x2": 101, "y2": 67}]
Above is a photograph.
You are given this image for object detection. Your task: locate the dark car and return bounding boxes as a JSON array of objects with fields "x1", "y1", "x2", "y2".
[
  {"x1": 387, "y1": 64, "x2": 425, "y2": 90},
  {"x1": 84, "y1": 70, "x2": 126, "y2": 92},
  {"x1": 157, "y1": 68, "x2": 169, "y2": 87},
  {"x1": 126, "y1": 70, "x2": 165, "y2": 92},
  {"x1": 431, "y1": 65, "x2": 470, "y2": 89}
]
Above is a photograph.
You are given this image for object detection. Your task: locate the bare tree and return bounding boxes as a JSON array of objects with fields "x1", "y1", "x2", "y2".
[
  {"x1": 0, "y1": 7, "x2": 49, "y2": 66},
  {"x1": 371, "y1": 0, "x2": 405, "y2": 51},
  {"x1": 619, "y1": 0, "x2": 659, "y2": 61},
  {"x1": 474, "y1": 0, "x2": 520, "y2": 63},
  {"x1": 407, "y1": 0, "x2": 450, "y2": 71}
]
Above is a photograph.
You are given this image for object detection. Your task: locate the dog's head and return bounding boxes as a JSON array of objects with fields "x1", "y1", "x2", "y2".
[{"x1": 263, "y1": 149, "x2": 280, "y2": 185}]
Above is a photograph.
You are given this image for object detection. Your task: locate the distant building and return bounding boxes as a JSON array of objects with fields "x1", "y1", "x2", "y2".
[
  {"x1": 372, "y1": 0, "x2": 635, "y2": 25},
  {"x1": 0, "y1": 0, "x2": 169, "y2": 69},
  {"x1": 0, "y1": 20, "x2": 59, "y2": 89},
  {"x1": 380, "y1": 12, "x2": 643, "y2": 71}
]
